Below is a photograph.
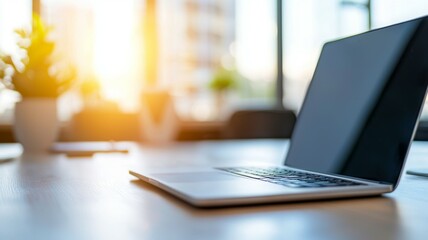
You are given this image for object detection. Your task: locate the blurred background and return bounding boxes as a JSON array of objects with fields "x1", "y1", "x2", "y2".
[{"x1": 1, "y1": 0, "x2": 428, "y2": 142}]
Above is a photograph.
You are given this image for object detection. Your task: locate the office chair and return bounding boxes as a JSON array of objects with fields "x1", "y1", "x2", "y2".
[{"x1": 223, "y1": 109, "x2": 296, "y2": 139}]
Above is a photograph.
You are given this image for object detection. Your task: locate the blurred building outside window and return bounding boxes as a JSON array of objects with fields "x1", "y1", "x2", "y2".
[{"x1": 159, "y1": 0, "x2": 277, "y2": 121}]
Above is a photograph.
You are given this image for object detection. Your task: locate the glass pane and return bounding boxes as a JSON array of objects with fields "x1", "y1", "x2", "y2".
[
  {"x1": 43, "y1": 0, "x2": 145, "y2": 115},
  {"x1": 372, "y1": 0, "x2": 428, "y2": 28}
]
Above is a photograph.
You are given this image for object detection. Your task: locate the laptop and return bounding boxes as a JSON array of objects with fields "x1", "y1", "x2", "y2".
[{"x1": 130, "y1": 16, "x2": 428, "y2": 207}]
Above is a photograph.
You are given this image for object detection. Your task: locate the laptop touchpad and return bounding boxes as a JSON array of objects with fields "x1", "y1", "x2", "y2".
[{"x1": 151, "y1": 172, "x2": 239, "y2": 183}]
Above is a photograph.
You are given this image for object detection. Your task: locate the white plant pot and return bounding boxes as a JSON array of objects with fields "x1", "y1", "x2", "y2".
[{"x1": 14, "y1": 98, "x2": 59, "y2": 152}]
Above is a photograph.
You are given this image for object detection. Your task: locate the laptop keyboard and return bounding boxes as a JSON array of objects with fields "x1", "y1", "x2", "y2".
[{"x1": 217, "y1": 167, "x2": 364, "y2": 188}]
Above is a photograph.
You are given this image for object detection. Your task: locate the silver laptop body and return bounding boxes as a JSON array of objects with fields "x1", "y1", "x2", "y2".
[{"x1": 130, "y1": 16, "x2": 428, "y2": 207}]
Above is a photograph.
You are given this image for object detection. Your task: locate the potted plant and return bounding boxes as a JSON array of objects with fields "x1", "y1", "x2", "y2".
[
  {"x1": 209, "y1": 68, "x2": 236, "y2": 119},
  {"x1": 0, "y1": 16, "x2": 75, "y2": 152}
]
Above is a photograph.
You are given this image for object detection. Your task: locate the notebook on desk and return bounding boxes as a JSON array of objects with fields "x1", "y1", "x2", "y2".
[{"x1": 130, "y1": 16, "x2": 428, "y2": 207}]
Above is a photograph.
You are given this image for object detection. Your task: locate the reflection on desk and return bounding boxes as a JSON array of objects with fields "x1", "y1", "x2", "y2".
[{"x1": 1, "y1": 140, "x2": 428, "y2": 240}]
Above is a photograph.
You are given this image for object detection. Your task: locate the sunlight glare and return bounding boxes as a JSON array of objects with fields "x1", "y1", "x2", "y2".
[{"x1": 93, "y1": 0, "x2": 143, "y2": 111}]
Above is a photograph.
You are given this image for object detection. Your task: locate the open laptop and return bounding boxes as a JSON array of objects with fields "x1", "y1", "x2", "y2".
[{"x1": 130, "y1": 16, "x2": 428, "y2": 207}]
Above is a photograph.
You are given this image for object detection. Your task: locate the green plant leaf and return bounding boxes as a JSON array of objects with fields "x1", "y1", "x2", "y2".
[{"x1": 209, "y1": 69, "x2": 236, "y2": 92}]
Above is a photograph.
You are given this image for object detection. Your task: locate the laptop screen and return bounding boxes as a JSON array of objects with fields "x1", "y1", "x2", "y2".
[{"x1": 285, "y1": 17, "x2": 428, "y2": 185}]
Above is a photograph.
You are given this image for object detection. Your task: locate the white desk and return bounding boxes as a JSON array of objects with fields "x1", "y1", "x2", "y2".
[{"x1": 1, "y1": 140, "x2": 428, "y2": 240}]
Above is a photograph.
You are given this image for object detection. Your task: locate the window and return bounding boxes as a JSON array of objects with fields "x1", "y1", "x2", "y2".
[
  {"x1": 1, "y1": 0, "x2": 428, "y2": 125},
  {"x1": 0, "y1": 0, "x2": 278, "y2": 122}
]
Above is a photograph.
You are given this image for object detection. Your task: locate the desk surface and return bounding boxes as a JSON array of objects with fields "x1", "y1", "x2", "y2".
[{"x1": 1, "y1": 140, "x2": 428, "y2": 240}]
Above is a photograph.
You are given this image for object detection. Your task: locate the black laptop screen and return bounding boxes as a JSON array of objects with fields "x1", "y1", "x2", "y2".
[{"x1": 285, "y1": 17, "x2": 428, "y2": 185}]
